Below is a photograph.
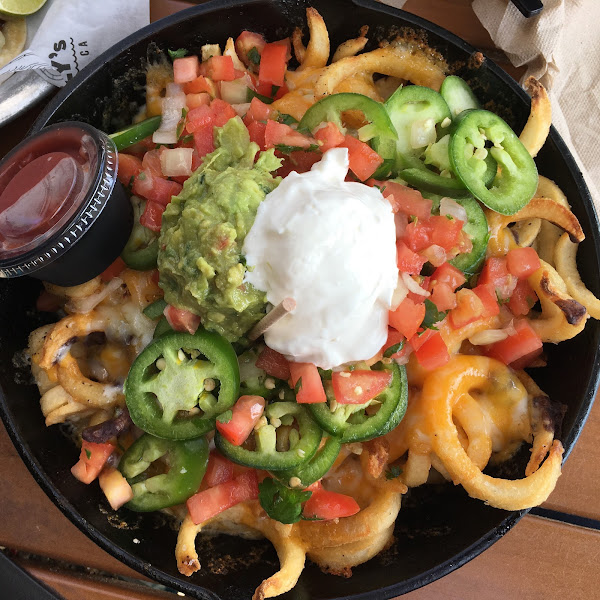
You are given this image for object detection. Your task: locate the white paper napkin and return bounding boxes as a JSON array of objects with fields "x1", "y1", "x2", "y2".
[{"x1": 0, "y1": 0, "x2": 149, "y2": 86}]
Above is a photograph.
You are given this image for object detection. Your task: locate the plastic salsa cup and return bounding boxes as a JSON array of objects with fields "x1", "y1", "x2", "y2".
[{"x1": 0, "y1": 121, "x2": 132, "y2": 286}]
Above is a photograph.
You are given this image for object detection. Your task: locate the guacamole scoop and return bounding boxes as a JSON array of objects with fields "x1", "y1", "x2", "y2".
[{"x1": 158, "y1": 117, "x2": 281, "y2": 341}]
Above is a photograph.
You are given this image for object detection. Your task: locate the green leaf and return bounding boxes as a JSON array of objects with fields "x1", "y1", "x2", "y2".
[
  {"x1": 421, "y1": 299, "x2": 447, "y2": 331},
  {"x1": 247, "y1": 46, "x2": 261, "y2": 65},
  {"x1": 294, "y1": 377, "x2": 303, "y2": 394},
  {"x1": 258, "y1": 477, "x2": 312, "y2": 524},
  {"x1": 278, "y1": 113, "x2": 299, "y2": 126},
  {"x1": 385, "y1": 465, "x2": 402, "y2": 480},
  {"x1": 85, "y1": 448, "x2": 92, "y2": 460},
  {"x1": 216, "y1": 410, "x2": 233, "y2": 424},
  {"x1": 274, "y1": 143, "x2": 320, "y2": 155},
  {"x1": 181, "y1": 134, "x2": 194, "y2": 144},
  {"x1": 301, "y1": 514, "x2": 324, "y2": 521},
  {"x1": 384, "y1": 340, "x2": 404, "y2": 358},
  {"x1": 247, "y1": 88, "x2": 274, "y2": 105},
  {"x1": 496, "y1": 290, "x2": 509, "y2": 305},
  {"x1": 168, "y1": 48, "x2": 189, "y2": 60}
]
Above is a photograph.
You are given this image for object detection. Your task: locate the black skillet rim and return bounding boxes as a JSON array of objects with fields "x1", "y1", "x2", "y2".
[{"x1": 1, "y1": 0, "x2": 598, "y2": 598}]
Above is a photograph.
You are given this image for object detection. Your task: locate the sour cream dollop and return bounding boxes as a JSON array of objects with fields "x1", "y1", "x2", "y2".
[{"x1": 243, "y1": 148, "x2": 398, "y2": 369}]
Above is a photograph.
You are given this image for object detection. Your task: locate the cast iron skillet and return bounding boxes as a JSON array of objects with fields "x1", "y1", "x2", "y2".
[{"x1": 1, "y1": 0, "x2": 599, "y2": 598}]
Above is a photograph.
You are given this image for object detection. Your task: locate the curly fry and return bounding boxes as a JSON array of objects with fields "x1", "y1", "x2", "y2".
[
  {"x1": 291, "y1": 27, "x2": 306, "y2": 64},
  {"x1": 332, "y1": 26, "x2": 368, "y2": 62},
  {"x1": 519, "y1": 77, "x2": 551, "y2": 159},
  {"x1": 314, "y1": 42, "x2": 446, "y2": 99},
  {"x1": 297, "y1": 8, "x2": 330, "y2": 71},
  {"x1": 422, "y1": 356, "x2": 563, "y2": 510},
  {"x1": 40, "y1": 385, "x2": 95, "y2": 426}
]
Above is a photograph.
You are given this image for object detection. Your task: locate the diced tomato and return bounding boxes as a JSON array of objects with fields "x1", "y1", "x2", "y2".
[
  {"x1": 430, "y1": 282, "x2": 457, "y2": 311},
  {"x1": 98, "y1": 467, "x2": 134, "y2": 510},
  {"x1": 133, "y1": 173, "x2": 182, "y2": 206},
  {"x1": 186, "y1": 104, "x2": 215, "y2": 134},
  {"x1": 186, "y1": 92, "x2": 211, "y2": 109},
  {"x1": 187, "y1": 469, "x2": 259, "y2": 525},
  {"x1": 314, "y1": 122, "x2": 345, "y2": 152},
  {"x1": 216, "y1": 395, "x2": 265, "y2": 446},
  {"x1": 412, "y1": 330, "x2": 449, "y2": 370},
  {"x1": 382, "y1": 327, "x2": 404, "y2": 358},
  {"x1": 205, "y1": 55, "x2": 235, "y2": 82},
  {"x1": 164, "y1": 305, "x2": 201, "y2": 334},
  {"x1": 506, "y1": 247, "x2": 541, "y2": 280},
  {"x1": 339, "y1": 134, "x2": 383, "y2": 181},
  {"x1": 184, "y1": 75, "x2": 218, "y2": 97},
  {"x1": 305, "y1": 480, "x2": 324, "y2": 493},
  {"x1": 404, "y1": 220, "x2": 432, "y2": 253},
  {"x1": 265, "y1": 120, "x2": 314, "y2": 149},
  {"x1": 247, "y1": 120, "x2": 267, "y2": 150},
  {"x1": 194, "y1": 127, "x2": 215, "y2": 159},
  {"x1": 378, "y1": 181, "x2": 432, "y2": 219},
  {"x1": 302, "y1": 490, "x2": 360, "y2": 521},
  {"x1": 235, "y1": 31, "x2": 266, "y2": 67},
  {"x1": 389, "y1": 297, "x2": 426, "y2": 340},
  {"x1": 479, "y1": 257, "x2": 517, "y2": 301},
  {"x1": 117, "y1": 152, "x2": 143, "y2": 186},
  {"x1": 276, "y1": 150, "x2": 322, "y2": 177},
  {"x1": 173, "y1": 56, "x2": 200, "y2": 84},
  {"x1": 255, "y1": 346, "x2": 291, "y2": 380},
  {"x1": 100, "y1": 257, "x2": 126, "y2": 282},
  {"x1": 484, "y1": 319, "x2": 543, "y2": 366},
  {"x1": 508, "y1": 279, "x2": 538, "y2": 316},
  {"x1": 140, "y1": 200, "x2": 165, "y2": 232},
  {"x1": 243, "y1": 97, "x2": 273, "y2": 125},
  {"x1": 472, "y1": 283, "x2": 500, "y2": 317},
  {"x1": 448, "y1": 288, "x2": 485, "y2": 329},
  {"x1": 210, "y1": 98, "x2": 238, "y2": 127},
  {"x1": 203, "y1": 451, "x2": 235, "y2": 488},
  {"x1": 258, "y1": 42, "x2": 288, "y2": 87},
  {"x1": 142, "y1": 149, "x2": 163, "y2": 177},
  {"x1": 408, "y1": 327, "x2": 434, "y2": 351},
  {"x1": 396, "y1": 241, "x2": 426, "y2": 275},
  {"x1": 332, "y1": 370, "x2": 392, "y2": 404},
  {"x1": 273, "y1": 83, "x2": 289, "y2": 100},
  {"x1": 36, "y1": 290, "x2": 62, "y2": 312},
  {"x1": 289, "y1": 362, "x2": 327, "y2": 404},
  {"x1": 510, "y1": 347, "x2": 544, "y2": 370},
  {"x1": 430, "y1": 215, "x2": 464, "y2": 250},
  {"x1": 71, "y1": 441, "x2": 114, "y2": 485},
  {"x1": 272, "y1": 37, "x2": 292, "y2": 62},
  {"x1": 430, "y1": 262, "x2": 466, "y2": 291}
]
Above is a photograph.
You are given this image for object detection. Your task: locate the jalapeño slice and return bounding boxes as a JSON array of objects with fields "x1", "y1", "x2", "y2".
[
  {"x1": 215, "y1": 402, "x2": 322, "y2": 470},
  {"x1": 119, "y1": 433, "x2": 209, "y2": 512},
  {"x1": 121, "y1": 195, "x2": 159, "y2": 271},
  {"x1": 309, "y1": 362, "x2": 407, "y2": 443},
  {"x1": 125, "y1": 329, "x2": 240, "y2": 439}
]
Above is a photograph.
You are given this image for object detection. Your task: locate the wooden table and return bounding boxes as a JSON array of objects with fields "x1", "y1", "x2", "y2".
[{"x1": 1, "y1": 1, "x2": 599, "y2": 599}]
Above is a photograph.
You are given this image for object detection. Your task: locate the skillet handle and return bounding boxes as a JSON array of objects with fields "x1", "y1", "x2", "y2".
[{"x1": 510, "y1": 0, "x2": 544, "y2": 18}]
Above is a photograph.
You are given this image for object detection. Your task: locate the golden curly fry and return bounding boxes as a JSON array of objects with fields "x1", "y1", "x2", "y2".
[
  {"x1": 314, "y1": 42, "x2": 446, "y2": 99},
  {"x1": 554, "y1": 233, "x2": 600, "y2": 319},
  {"x1": 297, "y1": 7, "x2": 330, "y2": 71},
  {"x1": 528, "y1": 260, "x2": 588, "y2": 343},
  {"x1": 40, "y1": 385, "x2": 95, "y2": 426},
  {"x1": 519, "y1": 77, "x2": 552, "y2": 159},
  {"x1": 453, "y1": 394, "x2": 492, "y2": 471},
  {"x1": 510, "y1": 218, "x2": 542, "y2": 248},
  {"x1": 291, "y1": 27, "x2": 306, "y2": 64},
  {"x1": 332, "y1": 26, "x2": 368, "y2": 62},
  {"x1": 422, "y1": 356, "x2": 563, "y2": 510}
]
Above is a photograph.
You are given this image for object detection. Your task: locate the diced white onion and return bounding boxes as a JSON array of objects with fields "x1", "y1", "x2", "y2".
[
  {"x1": 220, "y1": 74, "x2": 252, "y2": 104},
  {"x1": 201, "y1": 44, "x2": 221, "y2": 62},
  {"x1": 420, "y1": 244, "x2": 447, "y2": 267},
  {"x1": 160, "y1": 148, "x2": 194, "y2": 177},
  {"x1": 153, "y1": 84, "x2": 187, "y2": 144},
  {"x1": 468, "y1": 329, "x2": 510, "y2": 345},
  {"x1": 232, "y1": 102, "x2": 251, "y2": 117},
  {"x1": 390, "y1": 274, "x2": 409, "y2": 310},
  {"x1": 440, "y1": 197, "x2": 468, "y2": 223},
  {"x1": 410, "y1": 118, "x2": 436, "y2": 149},
  {"x1": 401, "y1": 272, "x2": 430, "y2": 296}
]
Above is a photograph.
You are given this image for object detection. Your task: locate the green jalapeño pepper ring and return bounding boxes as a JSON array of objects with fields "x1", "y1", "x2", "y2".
[
  {"x1": 121, "y1": 196, "x2": 159, "y2": 270},
  {"x1": 215, "y1": 402, "x2": 323, "y2": 470},
  {"x1": 448, "y1": 195, "x2": 489, "y2": 275},
  {"x1": 125, "y1": 329, "x2": 240, "y2": 439},
  {"x1": 119, "y1": 433, "x2": 209, "y2": 511},
  {"x1": 440, "y1": 75, "x2": 481, "y2": 119},
  {"x1": 449, "y1": 109, "x2": 538, "y2": 215},
  {"x1": 110, "y1": 116, "x2": 161, "y2": 152},
  {"x1": 274, "y1": 435, "x2": 342, "y2": 488},
  {"x1": 298, "y1": 92, "x2": 398, "y2": 178},
  {"x1": 309, "y1": 362, "x2": 407, "y2": 443}
]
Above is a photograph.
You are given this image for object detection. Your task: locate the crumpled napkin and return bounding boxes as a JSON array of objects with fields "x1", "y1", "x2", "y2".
[{"x1": 0, "y1": 0, "x2": 149, "y2": 87}]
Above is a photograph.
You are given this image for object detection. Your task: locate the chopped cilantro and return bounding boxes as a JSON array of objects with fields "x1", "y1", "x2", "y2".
[
  {"x1": 421, "y1": 299, "x2": 447, "y2": 330},
  {"x1": 247, "y1": 46, "x2": 261, "y2": 65},
  {"x1": 274, "y1": 143, "x2": 320, "y2": 155},
  {"x1": 385, "y1": 465, "x2": 403, "y2": 480},
  {"x1": 85, "y1": 448, "x2": 92, "y2": 460},
  {"x1": 247, "y1": 88, "x2": 274, "y2": 104},
  {"x1": 216, "y1": 410, "x2": 233, "y2": 424},
  {"x1": 496, "y1": 290, "x2": 509, "y2": 305},
  {"x1": 258, "y1": 477, "x2": 312, "y2": 524},
  {"x1": 384, "y1": 340, "x2": 404, "y2": 358},
  {"x1": 278, "y1": 113, "x2": 299, "y2": 126},
  {"x1": 181, "y1": 134, "x2": 194, "y2": 144},
  {"x1": 301, "y1": 515, "x2": 324, "y2": 521},
  {"x1": 294, "y1": 377, "x2": 303, "y2": 394},
  {"x1": 168, "y1": 48, "x2": 189, "y2": 60}
]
